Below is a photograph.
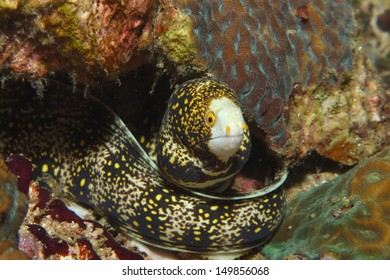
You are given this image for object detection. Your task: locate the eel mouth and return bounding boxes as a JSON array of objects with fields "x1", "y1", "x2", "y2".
[
  {"x1": 208, "y1": 133, "x2": 244, "y2": 143},
  {"x1": 207, "y1": 133, "x2": 245, "y2": 162},
  {"x1": 191, "y1": 133, "x2": 245, "y2": 149}
]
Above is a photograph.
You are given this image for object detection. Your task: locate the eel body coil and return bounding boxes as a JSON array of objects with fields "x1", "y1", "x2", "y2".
[{"x1": 0, "y1": 81, "x2": 285, "y2": 254}]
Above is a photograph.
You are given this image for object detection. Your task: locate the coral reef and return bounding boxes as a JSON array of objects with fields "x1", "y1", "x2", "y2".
[
  {"x1": 0, "y1": 0, "x2": 155, "y2": 84},
  {"x1": 18, "y1": 179, "x2": 144, "y2": 260},
  {"x1": 285, "y1": 51, "x2": 389, "y2": 165},
  {"x1": 170, "y1": 0, "x2": 389, "y2": 165},
  {"x1": 353, "y1": 0, "x2": 390, "y2": 88},
  {"x1": 0, "y1": 154, "x2": 30, "y2": 259},
  {"x1": 0, "y1": 0, "x2": 389, "y2": 260},
  {"x1": 261, "y1": 146, "x2": 390, "y2": 259},
  {"x1": 153, "y1": 1, "x2": 203, "y2": 75},
  {"x1": 175, "y1": 0, "x2": 356, "y2": 150}
]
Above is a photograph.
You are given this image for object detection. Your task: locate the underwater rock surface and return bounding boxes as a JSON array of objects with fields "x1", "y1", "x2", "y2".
[
  {"x1": 261, "y1": 146, "x2": 390, "y2": 259},
  {"x1": 18, "y1": 179, "x2": 144, "y2": 260},
  {"x1": 355, "y1": 0, "x2": 390, "y2": 88},
  {"x1": 0, "y1": 154, "x2": 30, "y2": 259},
  {"x1": 0, "y1": 0, "x2": 155, "y2": 83}
]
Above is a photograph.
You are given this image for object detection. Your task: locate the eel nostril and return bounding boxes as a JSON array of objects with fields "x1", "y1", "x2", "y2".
[{"x1": 226, "y1": 125, "x2": 231, "y2": 135}]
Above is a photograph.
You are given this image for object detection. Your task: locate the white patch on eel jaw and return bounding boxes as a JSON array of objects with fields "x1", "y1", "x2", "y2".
[{"x1": 207, "y1": 97, "x2": 248, "y2": 162}]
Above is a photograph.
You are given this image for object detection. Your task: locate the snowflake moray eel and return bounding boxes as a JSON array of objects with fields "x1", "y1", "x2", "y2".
[{"x1": 0, "y1": 79, "x2": 285, "y2": 255}]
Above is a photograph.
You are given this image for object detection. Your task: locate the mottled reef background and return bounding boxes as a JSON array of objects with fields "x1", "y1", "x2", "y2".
[
  {"x1": 0, "y1": 0, "x2": 389, "y2": 259},
  {"x1": 0, "y1": 0, "x2": 389, "y2": 165}
]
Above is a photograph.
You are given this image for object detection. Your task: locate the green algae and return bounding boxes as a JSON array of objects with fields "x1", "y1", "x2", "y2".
[
  {"x1": 53, "y1": 3, "x2": 92, "y2": 55},
  {"x1": 155, "y1": 7, "x2": 203, "y2": 74},
  {"x1": 0, "y1": 0, "x2": 19, "y2": 11}
]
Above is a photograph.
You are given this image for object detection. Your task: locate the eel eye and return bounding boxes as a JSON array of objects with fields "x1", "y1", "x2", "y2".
[{"x1": 205, "y1": 111, "x2": 216, "y2": 127}]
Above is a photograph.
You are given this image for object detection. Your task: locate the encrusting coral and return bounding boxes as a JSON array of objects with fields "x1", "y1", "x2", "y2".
[
  {"x1": 0, "y1": 0, "x2": 155, "y2": 84},
  {"x1": 261, "y1": 146, "x2": 390, "y2": 259},
  {"x1": 0, "y1": 154, "x2": 30, "y2": 259}
]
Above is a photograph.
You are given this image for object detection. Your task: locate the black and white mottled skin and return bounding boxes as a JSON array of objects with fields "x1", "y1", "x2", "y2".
[
  {"x1": 0, "y1": 79, "x2": 285, "y2": 254},
  {"x1": 158, "y1": 78, "x2": 251, "y2": 190}
]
